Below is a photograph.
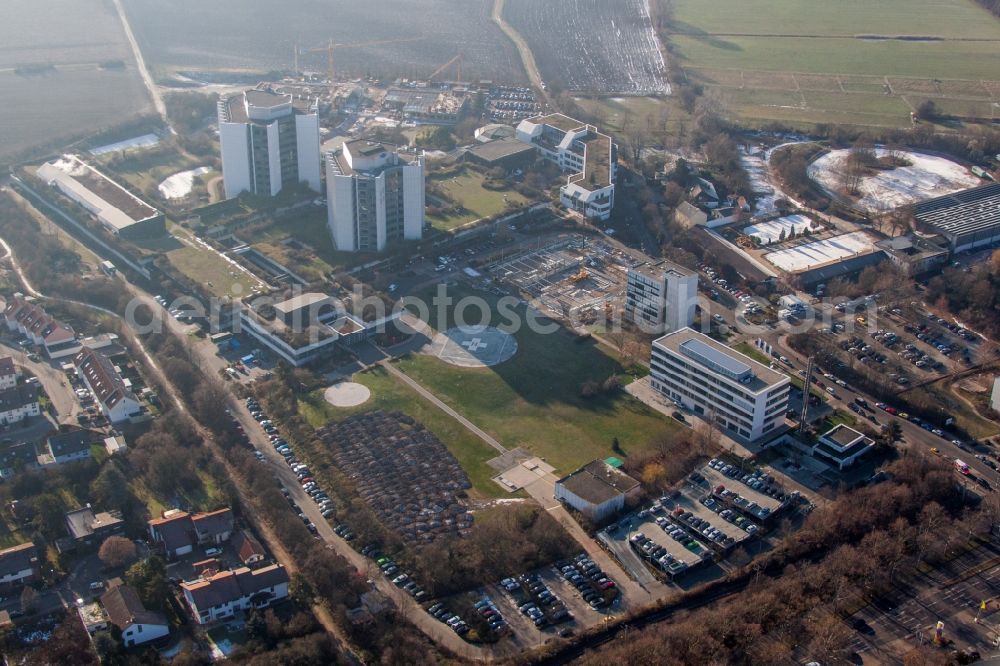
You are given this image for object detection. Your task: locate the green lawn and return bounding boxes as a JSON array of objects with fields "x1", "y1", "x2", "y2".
[
  {"x1": 164, "y1": 241, "x2": 265, "y2": 298},
  {"x1": 733, "y1": 342, "x2": 774, "y2": 367},
  {"x1": 252, "y1": 206, "x2": 373, "y2": 274},
  {"x1": 298, "y1": 367, "x2": 509, "y2": 498},
  {"x1": 394, "y1": 286, "x2": 679, "y2": 473},
  {"x1": 428, "y1": 169, "x2": 530, "y2": 230}
]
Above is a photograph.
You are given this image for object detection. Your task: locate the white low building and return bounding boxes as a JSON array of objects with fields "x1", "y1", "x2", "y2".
[
  {"x1": 650, "y1": 328, "x2": 791, "y2": 442},
  {"x1": 554, "y1": 459, "x2": 640, "y2": 522},
  {"x1": 0, "y1": 385, "x2": 39, "y2": 426},
  {"x1": 516, "y1": 114, "x2": 617, "y2": 221},
  {"x1": 0, "y1": 357, "x2": 18, "y2": 390},
  {"x1": 101, "y1": 584, "x2": 169, "y2": 647},
  {"x1": 813, "y1": 424, "x2": 876, "y2": 470}
]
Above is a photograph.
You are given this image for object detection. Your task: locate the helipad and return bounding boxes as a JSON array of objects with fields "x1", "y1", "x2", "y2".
[
  {"x1": 428, "y1": 326, "x2": 518, "y2": 368},
  {"x1": 323, "y1": 382, "x2": 371, "y2": 407}
]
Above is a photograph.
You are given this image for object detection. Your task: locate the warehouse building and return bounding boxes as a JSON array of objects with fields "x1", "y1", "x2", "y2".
[
  {"x1": 625, "y1": 260, "x2": 698, "y2": 334},
  {"x1": 463, "y1": 138, "x2": 537, "y2": 171},
  {"x1": 650, "y1": 329, "x2": 790, "y2": 442},
  {"x1": 515, "y1": 114, "x2": 617, "y2": 221},
  {"x1": 36, "y1": 156, "x2": 165, "y2": 239},
  {"x1": 914, "y1": 183, "x2": 1000, "y2": 253},
  {"x1": 554, "y1": 459, "x2": 640, "y2": 522},
  {"x1": 326, "y1": 139, "x2": 425, "y2": 252},
  {"x1": 874, "y1": 233, "x2": 949, "y2": 276},
  {"x1": 218, "y1": 88, "x2": 321, "y2": 198}
]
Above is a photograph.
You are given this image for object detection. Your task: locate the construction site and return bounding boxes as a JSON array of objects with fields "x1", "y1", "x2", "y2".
[{"x1": 485, "y1": 235, "x2": 633, "y2": 323}]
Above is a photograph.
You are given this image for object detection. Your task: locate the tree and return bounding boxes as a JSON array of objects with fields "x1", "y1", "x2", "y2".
[
  {"x1": 289, "y1": 572, "x2": 315, "y2": 604},
  {"x1": 126, "y1": 557, "x2": 168, "y2": 610},
  {"x1": 99, "y1": 536, "x2": 137, "y2": 569},
  {"x1": 916, "y1": 99, "x2": 939, "y2": 121}
]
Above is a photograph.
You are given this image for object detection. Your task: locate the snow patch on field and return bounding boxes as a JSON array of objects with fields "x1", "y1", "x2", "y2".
[
  {"x1": 743, "y1": 214, "x2": 815, "y2": 244},
  {"x1": 764, "y1": 231, "x2": 876, "y2": 273},
  {"x1": 158, "y1": 166, "x2": 210, "y2": 199},
  {"x1": 808, "y1": 149, "x2": 979, "y2": 211}
]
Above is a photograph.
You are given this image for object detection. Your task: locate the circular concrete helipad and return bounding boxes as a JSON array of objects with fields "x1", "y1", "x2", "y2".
[
  {"x1": 430, "y1": 326, "x2": 518, "y2": 368},
  {"x1": 323, "y1": 382, "x2": 371, "y2": 407}
]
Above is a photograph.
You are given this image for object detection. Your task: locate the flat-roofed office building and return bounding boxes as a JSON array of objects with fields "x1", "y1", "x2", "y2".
[
  {"x1": 650, "y1": 328, "x2": 790, "y2": 442},
  {"x1": 625, "y1": 260, "x2": 698, "y2": 334}
]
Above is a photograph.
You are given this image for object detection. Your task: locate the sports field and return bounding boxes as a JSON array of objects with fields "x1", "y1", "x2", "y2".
[{"x1": 666, "y1": 0, "x2": 1000, "y2": 127}]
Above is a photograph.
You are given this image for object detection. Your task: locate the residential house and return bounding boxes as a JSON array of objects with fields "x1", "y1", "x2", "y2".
[
  {"x1": 0, "y1": 542, "x2": 39, "y2": 590},
  {"x1": 73, "y1": 347, "x2": 141, "y2": 423},
  {"x1": 0, "y1": 442, "x2": 38, "y2": 479},
  {"x1": 148, "y1": 508, "x2": 234, "y2": 560},
  {"x1": 44, "y1": 429, "x2": 101, "y2": 465},
  {"x1": 0, "y1": 384, "x2": 39, "y2": 425},
  {"x1": 0, "y1": 356, "x2": 18, "y2": 390},
  {"x1": 233, "y1": 530, "x2": 266, "y2": 567},
  {"x1": 101, "y1": 584, "x2": 169, "y2": 647},
  {"x1": 65, "y1": 506, "x2": 124, "y2": 545},
  {"x1": 181, "y1": 563, "x2": 289, "y2": 624},
  {"x1": 1, "y1": 297, "x2": 79, "y2": 359}
]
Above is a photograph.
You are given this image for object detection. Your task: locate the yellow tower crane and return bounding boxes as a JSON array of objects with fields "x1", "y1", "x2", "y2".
[{"x1": 428, "y1": 54, "x2": 463, "y2": 84}]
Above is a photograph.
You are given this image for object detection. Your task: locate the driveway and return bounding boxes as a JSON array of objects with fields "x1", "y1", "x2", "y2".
[{"x1": 0, "y1": 337, "x2": 79, "y2": 425}]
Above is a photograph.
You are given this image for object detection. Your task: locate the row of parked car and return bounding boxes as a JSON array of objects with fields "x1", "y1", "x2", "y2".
[
  {"x1": 629, "y1": 532, "x2": 690, "y2": 577},
  {"x1": 676, "y1": 505, "x2": 744, "y2": 543},
  {"x1": 708, "y1": 459, "x2": 785, "y2": 508},
  {"x1": 503, "y1": 572, "x2": 570, "y2": 627},
  {"x1": 426, "y1": 602, "x2": 470, "y2": 636},
  {"x1": 473, "y1": 596, "x2": 508, "y2": 635},
  {"x1": 358, "y1": 544, "x2": 431, "y2": 604},
  {"x1": 557, "y1": 554, "x2": 617, "y2": 608},
  {"x1": 246, "y1": 397, "x2": 333, "y2": 534}
]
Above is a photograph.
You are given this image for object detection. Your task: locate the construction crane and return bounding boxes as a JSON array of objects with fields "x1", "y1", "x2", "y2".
[
  {"x1": 296, "y1": 37, "x2": 424, "y2": 92},
  {"x1": 428, "y1": 54, "x2": 463, "y2": 84}
]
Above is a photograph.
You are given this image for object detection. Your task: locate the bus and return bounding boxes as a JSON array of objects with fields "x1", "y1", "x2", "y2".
[{"x1": 955, "y1": 459, "x2": 970, "y2": 475}]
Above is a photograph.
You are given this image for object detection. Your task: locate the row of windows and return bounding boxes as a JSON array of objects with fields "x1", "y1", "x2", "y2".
[
  {"x1": 653, "y1": 369, "x2": 754, "y2": 432},
  {"x1": 652, "y1": 350, "x2": 757, "y2": 405}
]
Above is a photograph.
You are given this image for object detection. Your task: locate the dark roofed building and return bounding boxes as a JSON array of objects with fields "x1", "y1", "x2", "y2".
[
  {"x1": 0, "y1": 384, "x2": 39, "y2": 426},
  {"x1": 0, "y1": 542, "x2": 39, "y2": 590},
  {"x1": 65, "y1": 506, "x2": 123, "y2": 544},
  {"x1": 181, "y1": 563, "x2": 289, "y2": 624},
  {"x1": 0, "y1": 356, "x2": 17, "y2": 390},
  {"x1": 554, "y1": 459, "x2": 641, "y2": 521},
  {"x1": 101, "y1": 584, "x2": 169, "y2": 646},
  {"x1": 464, "y1": 138, "x2": 537, "y2": 170},
  {"x1": 45, "y1": 428, "x2": 101, "y2": 465},
  {"x1": 148, "y1": 508, "x2": 234, "y2": 560},
  {"x1": 191, "y1": 508, "x2": 234, "y2": 545},
  {"x1": 0, "y1": 442, "x2": 38, "y2": 479},
  {"x1": 73, "y1": 348, "x2": 141, "y2": 423}
]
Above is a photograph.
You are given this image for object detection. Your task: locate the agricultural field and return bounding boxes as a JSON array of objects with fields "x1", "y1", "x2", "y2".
[
  {"x1": 666, "y1": 0, "x2": 1000, "y2": 127},
  {"x1": 427, "y1": 169, "x2": 531, "y2": 230},
  {"x1": 0, "y1": 0, "x2": 149, "y2": 160},
  {"x1": 505, "y1": 0, "x2": 669, "y2": 94},
  {"x1": 121, "y1": 0, "x2": 526, "y2": 83}
]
